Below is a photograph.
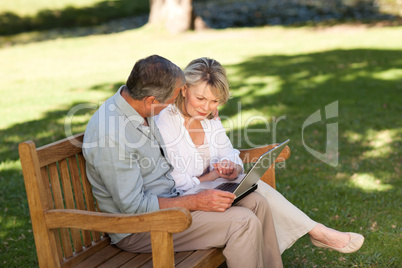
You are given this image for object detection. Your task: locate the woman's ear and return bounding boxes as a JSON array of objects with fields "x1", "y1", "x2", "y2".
[{"x1": 181, "y1": 85, "x2": 188, "y2": 98}]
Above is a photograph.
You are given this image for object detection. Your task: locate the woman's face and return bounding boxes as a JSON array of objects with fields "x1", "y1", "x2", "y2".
[{"x1": 182, "y1": 81, "x2": 220, "y2": 120}]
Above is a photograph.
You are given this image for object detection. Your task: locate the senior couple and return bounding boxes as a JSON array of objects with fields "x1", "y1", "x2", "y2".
[{"x1": 83, "y1": 55, "x2": 364, "y2": 267}]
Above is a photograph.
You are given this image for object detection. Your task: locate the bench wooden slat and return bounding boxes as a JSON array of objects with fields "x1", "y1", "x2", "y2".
[
  {"x1": 74, "y1": 244, "x2": 122, "y2": 268},
  {"x1": 77, "y1": 153, "x2": 102, "y2": 242},
  {"x1": 119, "y1": 253, "x2": 153, "y2": 268},
  {"x1": 59, "y1": 228, "x2": 74, "y2": 259},
  {"x1": 97, "y1": 251, "x2": 139, "y2": 268},
  {"x1": 40, "y1": 165, "x2": 67, "y2": 262},
  {"x1": 174, "y1": 251, "x2": 196, "y2": 265},
  {"x1": 48, "y1": 162, "x2": 71, "y2": 260},
  {"x1": 48, "y1": 163, "x2": 63, "y2": 209},
  {"x1": 69, "y1": 156, "x2": 85, "y2": 211},
  {"x1": 140, "y1": 251, "x2": 205, "y2": 268},
  {"x1": 68, "y1": 155, "x2": 92, "y2": 247},
  {"x1": 61, "y1": 237, "x2": 110, "y2": 268},
  {"x1": 40, "y1": 167, "x2": 53, "y2": 207},
  {"x1": 53, "y1": 228, "x2": 64, "y2": 264},
  {"x1": 135, "y1": 258, "x2": 153, "y2": 268},
  {"x1": 59, "y1": 159, "x2": 84, "y2": 254},
  {"x1": 37, "y1": 134, "x2": 84, "y2": 167},
  {"x1": 93, "y1": 197, "x2": 103, "y2": 241},
  {"x1": 175, "y1": 248, "x2": 225, "y2": 268}
]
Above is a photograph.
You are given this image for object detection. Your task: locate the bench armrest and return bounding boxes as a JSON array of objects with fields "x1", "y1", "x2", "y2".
[
  {"x1": 44, "y1": 207, "x2": 192, "y2": 267},
  {"x1": 44, "y1": 207, "x2": 192, "y2": 234},
  {"x1": 239, "y1": 144, "x2": 291, "y2": 163},
  {"x1": 238, "y1": 144, "x2": 291, "y2": 188}
]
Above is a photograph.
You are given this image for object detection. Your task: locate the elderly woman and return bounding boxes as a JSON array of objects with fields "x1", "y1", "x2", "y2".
[{"x1": 155, "y1": 57, "x2": 364, "y2": 254}]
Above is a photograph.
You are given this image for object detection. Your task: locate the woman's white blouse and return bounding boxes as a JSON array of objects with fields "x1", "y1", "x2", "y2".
[{"x1": 155, "y1": 105, "x2": 244, "y2": 191}]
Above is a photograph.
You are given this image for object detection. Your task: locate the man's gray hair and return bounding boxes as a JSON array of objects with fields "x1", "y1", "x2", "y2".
[{"x1": 126, "y1": 55, "x2": 185, "y2": 103}]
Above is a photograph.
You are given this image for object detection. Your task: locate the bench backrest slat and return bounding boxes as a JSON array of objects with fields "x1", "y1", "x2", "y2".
[
  {"x1": 70, "y1": 154, "x2": 94, "y2": 248},
  {"x1": 59, "y1": 158, "x2": 84, "y2": 255},
  {"x1": 44, "y1": 163, "x2": 72, "y2": 260},
  {"x1": 77, "y1": 153, "x2": 102, "y2": 243},
  {"x1": 68, "y1": 156, "x2": 93, "y2": 247}
]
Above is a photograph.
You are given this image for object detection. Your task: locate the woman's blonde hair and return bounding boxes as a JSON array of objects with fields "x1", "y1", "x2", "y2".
[{"x1": 175, "y1": 57, "x2": 230, "y2": 119}]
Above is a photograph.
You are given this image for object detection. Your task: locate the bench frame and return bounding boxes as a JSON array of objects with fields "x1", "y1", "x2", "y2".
[{"x1": 19, "y1": 132, "x2": 290, "y2": 267}]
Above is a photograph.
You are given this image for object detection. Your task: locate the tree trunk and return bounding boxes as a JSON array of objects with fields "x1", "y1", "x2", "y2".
[{"x1": 149, "y1": 0, "x2": 205, "y2": 33}]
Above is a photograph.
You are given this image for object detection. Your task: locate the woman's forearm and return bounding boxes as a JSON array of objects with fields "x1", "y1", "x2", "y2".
[{"x1": 198, "y1": 169, "x2": 219, "y2": 182}]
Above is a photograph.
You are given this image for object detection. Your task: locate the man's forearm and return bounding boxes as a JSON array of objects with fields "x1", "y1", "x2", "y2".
[
  {"x1": 158, "y1": 189, "x2": 235, "y2": 212},
  {"x1": 158, "y1": 195, "x2": 197, "y2": 211}
]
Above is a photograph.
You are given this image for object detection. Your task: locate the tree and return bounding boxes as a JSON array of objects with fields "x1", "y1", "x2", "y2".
[{"x1": 148, "y1": 0, "x2": 207, "y2": 33}]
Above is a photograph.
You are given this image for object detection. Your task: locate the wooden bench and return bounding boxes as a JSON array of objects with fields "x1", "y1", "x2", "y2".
[{"x1": 19, "y1": 132, "x2": 290, "y2": 267}]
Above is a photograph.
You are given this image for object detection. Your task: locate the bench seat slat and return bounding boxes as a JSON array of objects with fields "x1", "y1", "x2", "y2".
[
  {"x1": 174, "y1": 251, "x2": 196, "y2": 265},
  {"x1": 175, "y1": 248, "x2": 225, "y2": 268},
  {"x1": 61, "y1": 237, "x2": 110, "y2": 268},
  {"x1": 74, "y1": 244, "x2": 122, "y2": 268},
  {"x1": 97, "y1": 251, "x2": 140, "y2": 268},
  {"x1": 119, "y1": 253, "x2": 153, "y2": 268}
]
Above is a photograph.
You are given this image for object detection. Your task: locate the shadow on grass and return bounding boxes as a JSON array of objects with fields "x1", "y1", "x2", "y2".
[
  {"x1": 0, "y1": 80, "x2": 124, "y2": 162},
  {"x1": 219, "y1": 49, "x2": 401, "y2": 266},
  {"x1": 0, "y1": 0, "x2": 149, "y2": 36},
  {"x1": 0, "y1": 49, "x2": 401, "y2": 266},
  {"x1": 221, "y1": 48, "x2": 401, "y2": 184},
  {"x1": 0, "y1": 79, "x2": 124, "y2": 163}
]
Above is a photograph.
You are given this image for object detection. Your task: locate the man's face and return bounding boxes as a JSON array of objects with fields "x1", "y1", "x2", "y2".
[{"x1": 150, "y1": 84, "x2": 183, "y2": 116}]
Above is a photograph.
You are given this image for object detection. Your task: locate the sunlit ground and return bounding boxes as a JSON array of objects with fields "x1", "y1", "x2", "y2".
[
  {"x1": 0, "y1": 0, "x2": 115, "y2": 17},
  {"x1": 0, "y1": 24, "x2": 401, "y2": 267}
]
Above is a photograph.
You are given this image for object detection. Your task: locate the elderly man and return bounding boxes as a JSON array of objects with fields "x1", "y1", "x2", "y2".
[{"x1": 83, "y1": 55, "x2": 282, "y2": 268}]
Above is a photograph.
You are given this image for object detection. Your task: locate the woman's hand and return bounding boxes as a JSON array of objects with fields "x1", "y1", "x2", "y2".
[
  {"x1": 212, "y1": 108, "x2": 220, "y2": 120},
  {"x1": 213, "y1": 160, "x2": 242, "y2": 180}
]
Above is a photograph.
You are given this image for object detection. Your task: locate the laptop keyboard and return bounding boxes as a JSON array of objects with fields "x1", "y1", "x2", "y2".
[{"x1": 215, "y1": 183, "x2": 239, "y2": 193}]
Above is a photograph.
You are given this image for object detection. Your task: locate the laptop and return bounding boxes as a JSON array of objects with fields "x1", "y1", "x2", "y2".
[{"x1": 183, "y1": 139, "x2": 290, "y2": 204}]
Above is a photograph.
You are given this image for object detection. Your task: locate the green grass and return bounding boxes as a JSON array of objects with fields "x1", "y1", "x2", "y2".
[
  {"x1": 1, "y1": 24, "x2": 401, "y2": 267},
  {"x1": 0, "y1": 0, "x2": 149, "y2": 35},
  {"x1": 0, "y1": 0, "x2": 105, "y2": 16}
]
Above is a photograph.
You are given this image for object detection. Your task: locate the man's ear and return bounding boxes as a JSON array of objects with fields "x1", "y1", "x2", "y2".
[{"x1": 144, "y1": 96, "x2": 156, "y2": 109}]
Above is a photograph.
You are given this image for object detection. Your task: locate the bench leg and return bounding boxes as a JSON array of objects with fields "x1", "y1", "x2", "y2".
[{"x1": 151, "y1": 231, "x2": 175, "y2": 267}]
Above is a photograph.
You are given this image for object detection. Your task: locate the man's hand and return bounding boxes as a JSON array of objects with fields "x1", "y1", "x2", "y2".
[
  {"x1": 158, "y1": 189, "x2": 235, "y2": 212},
  {"x1": 192, "y1": 189, "x2": 235, "y2": 212}
]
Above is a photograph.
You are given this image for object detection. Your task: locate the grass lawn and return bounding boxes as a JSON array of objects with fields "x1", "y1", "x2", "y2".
[
  {"x1": 0, "y1": 0, "x2": 149, "y2": 35},
  {"x1": 0, "y1": 24, "x2": 401, "y2": 267},
  {"x1": 0, "y1": 0, "x2": 105, "y2": 16},
  {"x1": 0, "y1": 0, "x2": 148, "y2": 16}
]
